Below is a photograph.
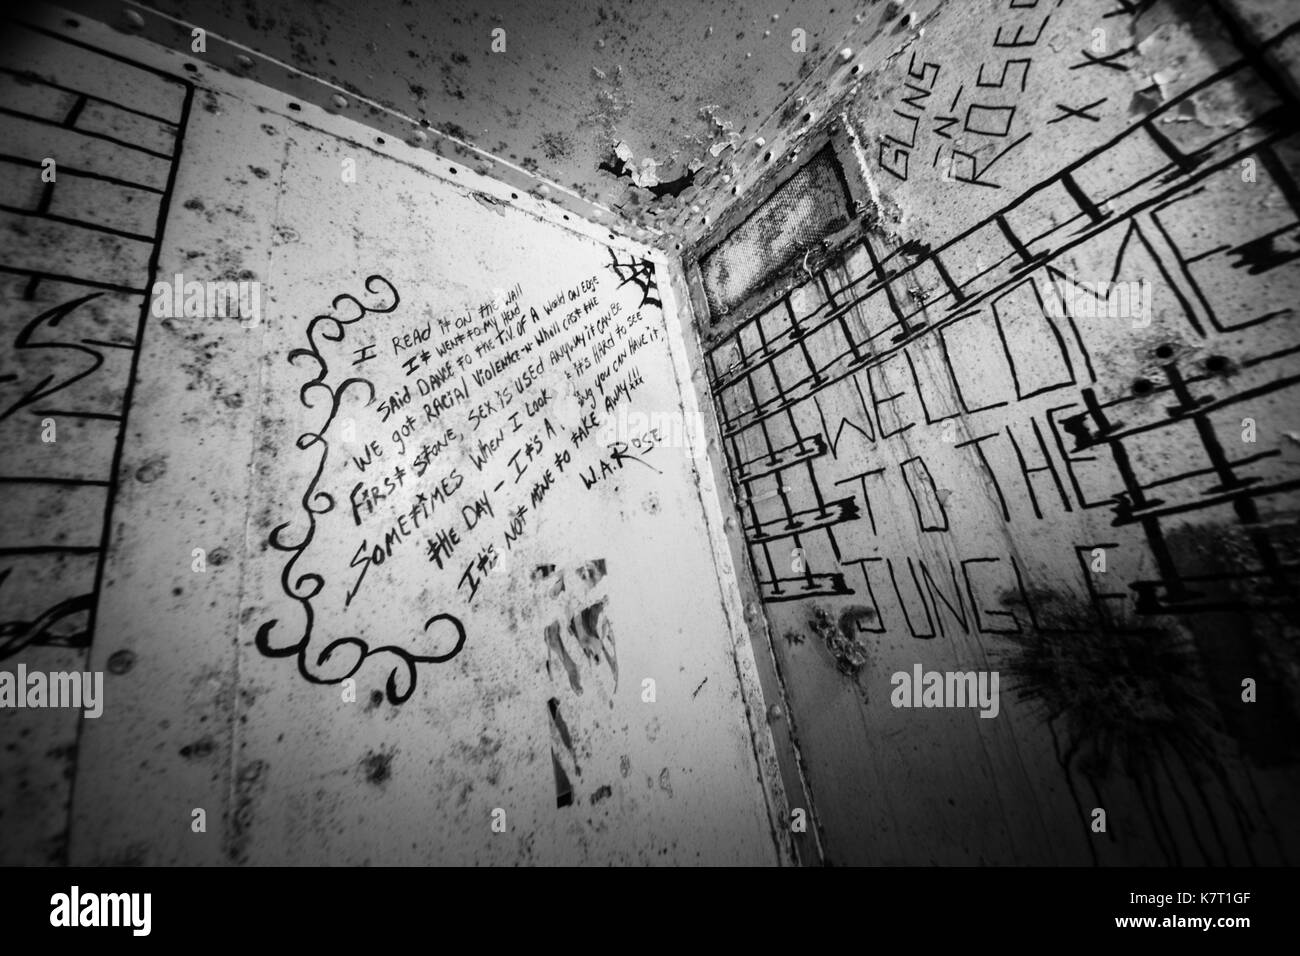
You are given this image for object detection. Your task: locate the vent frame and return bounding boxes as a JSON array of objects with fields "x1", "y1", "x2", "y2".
[{"x1": 684, "y1": 118, "x2": 875, "y2": 344}]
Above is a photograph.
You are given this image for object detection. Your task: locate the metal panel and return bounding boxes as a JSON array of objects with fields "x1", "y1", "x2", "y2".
[
  {"x1": 0, "y1": 10, "x2": 784, "y2": 866},
  {"x1": 694, "y1": 0, "x2": 1300, "y2": 867}
]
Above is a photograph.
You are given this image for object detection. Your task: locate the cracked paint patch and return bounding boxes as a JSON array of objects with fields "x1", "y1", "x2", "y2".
[
  {"x1": 600, "y1": 141, "x2": 700, "y2": 199},
  {"x1": 568, "y1": 599, "x2": 618, "y2": 691},
  {"x1": 536, "y1": 560, "x2": 619, "y2": 810},
  {"x1": 812, "y1": 604, "x2": 869, "y2": 679},
  {"x1": 537, "y1": 562, "x2": 618, "y2": 695},
  {"x1": 548, "y1": 696, "x2": 578, "y2": 808}
]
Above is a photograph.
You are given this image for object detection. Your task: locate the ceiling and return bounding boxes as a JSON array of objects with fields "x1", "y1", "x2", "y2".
[{"x1": 131, "y1": 0, "x2": 896, "y2": 242}]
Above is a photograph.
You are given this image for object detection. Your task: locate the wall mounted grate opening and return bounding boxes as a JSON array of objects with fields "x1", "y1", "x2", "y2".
[{"x1": 699, "y1": 144, "x2": 852, "y2": 321}]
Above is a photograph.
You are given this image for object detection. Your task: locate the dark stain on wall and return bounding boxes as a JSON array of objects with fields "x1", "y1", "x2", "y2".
[
  {"x1": 360, "y1": 748, "x2": 395, "y2": 787},
  {"x1": 226, "y1": 759, "x2": 268, "y2": 864}
]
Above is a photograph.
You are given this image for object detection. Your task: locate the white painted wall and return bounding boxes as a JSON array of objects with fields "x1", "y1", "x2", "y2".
[
  {"x1": 0, "y1": 12, "x2": 787, "y2": 866},
  {"x1": 688, "y1": 0, "x2": 1300, "y2": 866}
]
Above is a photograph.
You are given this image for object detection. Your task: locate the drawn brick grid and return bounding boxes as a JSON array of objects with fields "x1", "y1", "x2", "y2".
[
  {"x1": 704, "y1": 19, "x2": 1300, "y2": 620},
  {"x1": 0, "y1": 21, "x2": 193, "y2": 660}
]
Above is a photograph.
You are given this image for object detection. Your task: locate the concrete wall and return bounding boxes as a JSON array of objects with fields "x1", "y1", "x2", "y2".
[
  {"x1": 0, "y1": 11, "x2": 786, "y2": 865},
  {"x1": 689, "y1": 0, "x2": 1300, "y2": 864}
]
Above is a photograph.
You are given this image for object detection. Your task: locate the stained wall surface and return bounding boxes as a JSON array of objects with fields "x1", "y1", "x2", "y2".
[
  {"x1": 0, "y1": 12, "x2": 784, "y2": 866},
  {"x1": 128, "y1": 0, "x2": 897, "y2": 238},
  {"x1": 692, "y1": 0, "x2": 1300, "y2": 865}
]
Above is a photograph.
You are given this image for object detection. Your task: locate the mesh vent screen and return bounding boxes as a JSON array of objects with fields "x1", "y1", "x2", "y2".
[{"x1": 699, "y1": 145, "x2": 851, "y2": 318}]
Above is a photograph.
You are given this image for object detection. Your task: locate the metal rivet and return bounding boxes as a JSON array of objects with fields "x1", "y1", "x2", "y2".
[
  {"x1": 234, "y1": 53, "x2": 254, "y2": 70},
  {"x1": 331, "y1": 94, "x2": 348, "y2": 109},
  {"x1": 123, "y1": 9, "x2": 144, "y2": 29},
  {"x1": 107, "y1": 649, "x2": 137, "y2": 675}
]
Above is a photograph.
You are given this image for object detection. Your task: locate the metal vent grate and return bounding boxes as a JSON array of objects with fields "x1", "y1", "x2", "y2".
[{"x1": 699, "y1": 145, "x2": 851, "y2": 319}]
